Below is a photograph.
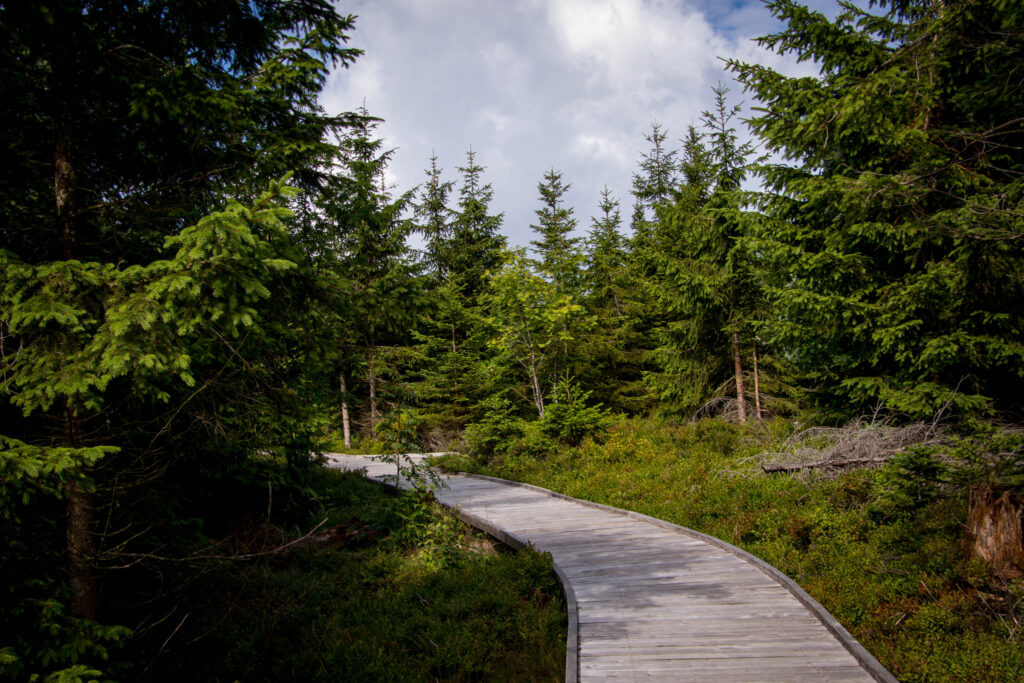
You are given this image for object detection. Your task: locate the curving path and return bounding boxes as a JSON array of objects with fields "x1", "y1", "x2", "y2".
[{"x1": 327, "y1": 454, "x2": 896, "y2": 682}]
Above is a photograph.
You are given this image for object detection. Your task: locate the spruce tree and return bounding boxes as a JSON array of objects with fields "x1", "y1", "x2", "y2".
[
  {"x1": 0, "y1": 0, "x2": 360, "y2": 264},
  {"x1": 630, "y1": 122, "x2": 679, "y2": 239},
  {"x1": 0, "y1": 4, "x2": 362, "y2": 669},
  {"x1": 624, "y1": 124, "x2": 683, "y2": 396},
  {"x1": 730, "y1": 0, "x2": 1024, "y2": 417},
  {"x1": 413, "y1": 153, "x2": 455, "y2": 281},
  {"x1": 408, "y1": 150, "x2": 506, "y2": 438},
  {"x1": 644, "y1": 87, "x2": 763, "y2": 418},
  {"x1": 581, "y1": 188, "x2": 647, "y2": 412},
  {"x1": 330, "y1": 113, "x2": 424, "y2": 431},
  {"x1": 450, "y1": 149, "x2": 506, "y2": 300},
  {"x1": 586, "y1": 188, "x2": 629, "y2": 318},
  {"x1": 529, "y1": 168, "x2": 582, "y2": 297}
]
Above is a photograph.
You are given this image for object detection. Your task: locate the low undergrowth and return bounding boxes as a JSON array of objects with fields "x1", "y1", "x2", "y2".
[
  {"x1": 121, "y1": 468, "x2": 567, "y2": 682},
  {"x1": 434, "y1": 417, "x2": 1024, "y2": 682}
]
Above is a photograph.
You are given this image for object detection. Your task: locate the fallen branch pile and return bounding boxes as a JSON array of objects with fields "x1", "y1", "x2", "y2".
[{"x1": 760, "y1": 418, "x2": 946, "y2": 477}]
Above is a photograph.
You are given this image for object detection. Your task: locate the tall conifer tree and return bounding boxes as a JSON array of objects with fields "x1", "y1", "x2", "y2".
[
  {"x1": 644, "y1": 87, "x2": 763, "y2": 418},
  {"x1": 582, "y1": 188, "x2": 646, "y2": 411},
  {"x1": 331, "y1": 112, "x2": 423, "y2": 430},
  {"x1": 730, "y1": 0, "x2": 1024, "y2": 417},
  {"x1": 413, "y1": 153, "x2": 455, "y2": 281},
  {"x1": 530, "y1": 168, "x2": 582, "y2": 297},
  {"x1": 410, "y1": 151, "x2": 505, "y2": 437},
  {"x1": 451, "y1": 149, "x2": 506, "y2": 300},
  {"x1": 630, "y1": 122, "x2": 679, "y2": 240},
  {"x1": 0, "y1": 2, "x2": 362, "y2": 670}
]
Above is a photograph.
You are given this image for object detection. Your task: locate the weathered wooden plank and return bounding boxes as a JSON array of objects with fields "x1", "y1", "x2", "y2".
[{"x1": 327, "y1": 455, "x2": 893, "y2": 683}]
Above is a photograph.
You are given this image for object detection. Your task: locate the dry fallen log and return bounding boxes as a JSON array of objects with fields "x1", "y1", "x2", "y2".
[{"x1": 762, "y1": 456, "x2": 891, "y2": 474}]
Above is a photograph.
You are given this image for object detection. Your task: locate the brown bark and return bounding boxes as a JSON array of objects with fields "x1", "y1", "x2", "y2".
[
  {"x1": 965, "y1": 485, "x2": 1024, "y2": 579},
  {"x1": 340, "y1": 370, "x2": 351, "y2": 448},
  {"x1": 451, "y1": 320, "x2": 459, "y2": 391},
  {"x1": 609, "y1": 274, "x2": 622, "y2": 316},
  {"x1": 367, "y1": 350, "x2": 379, "y2": 428},
  {"x1": 66, "y1": 478, "x2": 97, "y2": 619},
  {"x1": 55, "y1": 83, "x2": 97, "y2": 618},
  {"x1": 64, "y1": 404, "x2": 97, "y2": 620},
  {"x1": 732, "y1": 332, "x2": 747, "y2": 424},
  {"x1": 752, "y1": 342, "x2": 762, "y2": 421},
  {"x1": 56, "y1": 128, "x2": 77, "y2": 260}
]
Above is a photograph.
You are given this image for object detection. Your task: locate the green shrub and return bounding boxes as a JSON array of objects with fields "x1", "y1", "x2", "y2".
[
  {"x1": 119, "y1": 468, "x2": 566, "y2": 681},
  {"x1": 463, "y1": 396, "x2": 526, "y2": 460},
  {"x1": 447, "y1": 415, "x2": 1024, "y2": 683},
  {"x1": 539, "y1": 375, "x2": 612, "y2": 447}
]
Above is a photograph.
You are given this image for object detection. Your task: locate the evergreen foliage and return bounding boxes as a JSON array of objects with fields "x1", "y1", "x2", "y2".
[
  {"x1": 4, "y1": 0, "x2": 1024, "y2": 678},
  {"x1": 329, "y1": 112, "x2": 426, "y2": 431},
  {"x1": 642, "y1": 86, "x2": 770, "y2": 418},
  {"x1": 2, "y1": 178, "x2": 328, "y2": 678},
  {"x1": 731, "y1": 0, "x2": 1024, "y2": 417},
  {"x1": 0, "y1": 0, "x2": 361, "y2": 263},
  {"x1": 413, "y1": 153, "x2": 456, "y2": 281},
  {"x1": 630, "y1": 122, "x2": 679, "y2": 239},
  {"x1": 1, "y1": 2, "x2": 364, "y2": 677},
  {"x1": 450, "y1": 150, "x2": 507, "y2": 300},
  {"x1": 529, "y1": 169, "x2": 583, "y2": 297},
  {"x1": 580, "y1": 188, "x2": 647, "y2": 412},
  {"x1": 585, "y1": 188, "x2": 629, "y2": 319},
  {"x1": 408, "y1": 151, "x2": 506, "y2": 441}
]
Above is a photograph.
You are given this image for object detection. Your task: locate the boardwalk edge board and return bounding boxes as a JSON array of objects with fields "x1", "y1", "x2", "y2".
[
  {"x1": 443, "y1": 505, "x2": 581, "y2": 683},
  {"x1": 457, "y1": 471, "x2": 896, "y2": 683},
  {"x1": 330, "y1": 455, "x2": 895, "y2": 683},
  {"x1": 328, "y1": 457, "x2": 581, "y2": 683}
]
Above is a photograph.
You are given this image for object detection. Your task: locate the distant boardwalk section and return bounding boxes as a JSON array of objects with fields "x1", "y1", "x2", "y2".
[{"x1": 328, "y1": 454, "x2": 896, "y2": 682}]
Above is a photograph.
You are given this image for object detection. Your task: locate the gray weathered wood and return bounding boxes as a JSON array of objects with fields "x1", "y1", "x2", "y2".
[{"x1": 328, "y1": 454, "x2": 896, "y2": 683}]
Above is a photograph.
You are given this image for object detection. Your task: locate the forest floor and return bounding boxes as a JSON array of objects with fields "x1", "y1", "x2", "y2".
[
  {"x1": 120, "y1": 468, "x2": 567, "y2": 682},
  {"x1": 434, "y1": 416, "x2": 1024, "y2": 683}
]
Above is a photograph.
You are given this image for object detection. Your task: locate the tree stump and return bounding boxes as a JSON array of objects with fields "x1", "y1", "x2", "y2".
[{"x1": 965, "y1": 485, "x2": 1024, "y2": 579}]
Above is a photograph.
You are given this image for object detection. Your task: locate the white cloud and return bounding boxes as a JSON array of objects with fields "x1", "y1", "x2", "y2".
[
  {"x1": 322, "y1": 0, "x2": 834, "y2": 245},
  {"x1": 571, "y1": 133, "x2": 630, "y2": 165}
]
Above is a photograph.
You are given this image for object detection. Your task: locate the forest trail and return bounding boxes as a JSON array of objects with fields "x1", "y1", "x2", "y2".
[{"x1": 327, "y1": 454, "x2": 895, "y2": 682}]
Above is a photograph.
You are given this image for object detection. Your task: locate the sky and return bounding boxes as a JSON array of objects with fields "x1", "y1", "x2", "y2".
[{"x1": 321, "y1": 0, "x2": 848, "y2": 248}]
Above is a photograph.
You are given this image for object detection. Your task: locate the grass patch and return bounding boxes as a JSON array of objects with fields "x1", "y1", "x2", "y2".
[
  {"x1": 435, "y1": 416, "x2": 1024, "y2": 683},
  {"x1": 319, "y1": 430, "x2": 393, "y2": 455},
  {"x1": 125, "y1": 468, "x2": 566, "y2": 682}
]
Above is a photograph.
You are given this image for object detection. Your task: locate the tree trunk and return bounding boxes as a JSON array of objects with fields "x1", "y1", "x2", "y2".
[
  {"x1": 609, "y1": 274, "x2": 622, "y2": 316},
  {"x1": 66, "y1": 477, "x2": 97, "y2": 620},
  {"x1": 367, "y1": 351, "x2": 379, "y2": 429},
  {"x1": 56, "y1": 127, "x2": 77, "y2": 260},
  {"x1": 64, "y1": 403, "x2": 97, "y2": 620},
  {"x1": 529, "y1": 352, "x2": 545, "y2": 418},
  {"x1": 965, "y1": 485, "x2": 1024, "y2": 579},
  {"x1": 732, "y1": 332, "x2": 747, "y2": 424},
  {"x1": 451, "y1": 320, "x2": 459, "y2": 391},
  {"x1": 752, "y1": 341, "x2": 763, "y2": 421},
  {"x1": 56, "y1": 97, "x2": 97, "y2": 618},
  {"x1": 340, "y1": 370, "x2": 351, "y2": 448}
]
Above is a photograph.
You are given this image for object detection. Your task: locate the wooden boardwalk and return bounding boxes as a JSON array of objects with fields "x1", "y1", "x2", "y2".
[{"x1": 328, "y1": 454, "x2": 896, "y2": 682}]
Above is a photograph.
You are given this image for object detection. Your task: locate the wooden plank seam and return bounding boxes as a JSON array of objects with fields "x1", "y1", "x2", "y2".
[
  {"x1": 458, "y1": 471, "x2": 897, "y2": 683},
  {"x1": 329, "y1": 455, "x2": 896, "y2": 683}
]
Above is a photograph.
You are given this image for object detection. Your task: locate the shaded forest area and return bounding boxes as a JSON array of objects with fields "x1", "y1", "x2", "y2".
[{"x1": 2, "y1": 0, "x2": 1023, "y2": 680}]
